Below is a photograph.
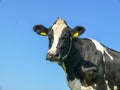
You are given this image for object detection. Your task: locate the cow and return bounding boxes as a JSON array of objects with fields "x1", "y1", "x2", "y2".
[{"x1": 33, "y1": 18, "x2": 120, "y2": 90}]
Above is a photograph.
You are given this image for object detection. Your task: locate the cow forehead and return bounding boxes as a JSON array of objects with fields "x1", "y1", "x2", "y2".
[
  {"x1": 48, "y1": 18, "x2": 68, "y2": 53},
  {"x1": 52, "y1": 18, "x2": 67, "y2": 33}
]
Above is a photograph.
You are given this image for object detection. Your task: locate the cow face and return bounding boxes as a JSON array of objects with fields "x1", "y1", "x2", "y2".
[{"x1": 33, "y1": 18, "x2": 85, "y2": 62}]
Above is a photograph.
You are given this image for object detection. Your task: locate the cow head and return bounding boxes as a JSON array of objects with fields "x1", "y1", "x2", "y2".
[{"x1": 33, "y1": 18, "x2": 85, "y2": 62}]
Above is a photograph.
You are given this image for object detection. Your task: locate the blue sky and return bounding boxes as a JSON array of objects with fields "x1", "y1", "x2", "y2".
[{"x1": 0, "y1": 0, "x2": 120, "y2": 90}]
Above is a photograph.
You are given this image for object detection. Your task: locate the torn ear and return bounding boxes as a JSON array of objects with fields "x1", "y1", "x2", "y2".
[
  {"x1": 71, "y1": 26, "x2": 85, "y2": 37},
  {"x1": 33, "y1": 25, "x2": 48, "y2": 36}
]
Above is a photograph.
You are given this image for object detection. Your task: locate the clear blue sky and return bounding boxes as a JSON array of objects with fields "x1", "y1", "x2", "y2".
[{"x1": 0, "y1": 0, "x2": 120, "y2": 90}]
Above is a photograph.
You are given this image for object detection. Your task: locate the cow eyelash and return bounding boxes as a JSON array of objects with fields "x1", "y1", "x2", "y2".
[{"x1": 60, "y1": 36, "x2": 68, "y2": 40}]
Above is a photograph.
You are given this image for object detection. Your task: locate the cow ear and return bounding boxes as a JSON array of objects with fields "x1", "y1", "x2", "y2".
[
  {"x1": 33, "y1": 25, "x2": 48, "y2": 36},
  {"x1": 71, "y1": 26, "x2": 85, "y2": 37}
]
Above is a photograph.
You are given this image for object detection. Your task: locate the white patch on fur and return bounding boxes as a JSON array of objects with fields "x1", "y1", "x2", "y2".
[
  {"x1": 68, "y1": 78, "x2": 81, "y2": 90},
  {"x1": 104, "y1": 74, "x2": 106, "y2": 79},
  {"x1": 104, "y1": 49, "x2": 114, "y2": 61},
  {"x1": 81, "y1": 86, "x2": 94, "y2": 90},
  {"x1": 68, "y1": 78, "x2": 94, "y2": 90},
  {"x1": 48, "y1": 18, "x2": 67, "y2": 54},
  {"x1": 114, "y1": 85, "x2": 118, "y2": 90},
  {"x1": 90, "y1": 39, "x2": 113, "y2": 61},
  {"x1": 94, "y1": 84, "x2": 97, "y2": 87},
  {"x1": 103, "y1": 55, "x2": 106, "y2": 62},
  {"x1": 106, "y1": 80, "x2": 111, "y2": 90}
]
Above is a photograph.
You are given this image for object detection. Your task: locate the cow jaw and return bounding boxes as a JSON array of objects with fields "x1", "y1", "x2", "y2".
[{"x1": 47, "y1": 18, "x2": 67, "y2": 61}]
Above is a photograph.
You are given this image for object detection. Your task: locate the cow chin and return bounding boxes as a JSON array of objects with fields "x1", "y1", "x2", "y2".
[
  {"x1": 50, "y1": 58, "x2": 59, "y2": 62},
  {"x1": 47, "y1": 58, "x2": 60, "y2": 62}
]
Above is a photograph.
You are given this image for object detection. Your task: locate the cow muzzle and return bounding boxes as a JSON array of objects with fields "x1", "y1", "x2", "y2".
[{"x1": 46, "y1": 51, "x2": 61, "y2": 62}]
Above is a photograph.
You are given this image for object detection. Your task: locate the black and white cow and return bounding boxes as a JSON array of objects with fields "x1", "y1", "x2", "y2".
[{"x1": 33, "y1": 18, "x2": 120, "y2": 90}]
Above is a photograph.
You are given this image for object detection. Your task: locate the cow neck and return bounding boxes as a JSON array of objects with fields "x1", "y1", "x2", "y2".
[{"x1": 58, "y1": 37, "x2": 72, "y2": 70}]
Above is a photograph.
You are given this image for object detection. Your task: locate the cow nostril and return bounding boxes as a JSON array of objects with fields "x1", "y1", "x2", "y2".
[
  {"x1": 55, "y1": 53, "x2": 59, "y2": 57},
  {"x1": 54, "y1": 53, "x2": 61, "y2": 60},
  {"x1": 46, "y1": 53, "x2": 52, "y2": 60}
]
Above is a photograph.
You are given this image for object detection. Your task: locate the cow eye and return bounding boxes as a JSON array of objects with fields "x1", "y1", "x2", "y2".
[
  {"x1": 60, "y1": 36, "x2": 68, "y2": 41},
  {"x1": 63, "y1": 34, "x2": 70, "y2": 39}
]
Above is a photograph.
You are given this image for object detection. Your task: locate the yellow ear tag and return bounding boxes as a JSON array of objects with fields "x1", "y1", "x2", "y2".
[
  {"x1": 73, "y1": 32, "x2": 79, "y2": 37},
  {"x1": 40, "y1": 32, "x2": 47, "y2": 36}
]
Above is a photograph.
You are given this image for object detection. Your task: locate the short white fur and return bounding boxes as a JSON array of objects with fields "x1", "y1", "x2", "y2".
[
  {"x1": 48, "y1": 18, "x2": 67, "y2": 54},
  {"x1": 90, "y1": 39, "x2": 113, "y2": 61},
  {"x1": 68, "y1": 78, "x2": 95, "y2": 90},
  {"x1": 68, "y1": 78, "x2": 81, "y2": 90}
]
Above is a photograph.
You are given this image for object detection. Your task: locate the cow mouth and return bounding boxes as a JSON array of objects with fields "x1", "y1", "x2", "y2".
[{"x1": 50, "y1": 58, "x2": 59, "y2": 62}]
